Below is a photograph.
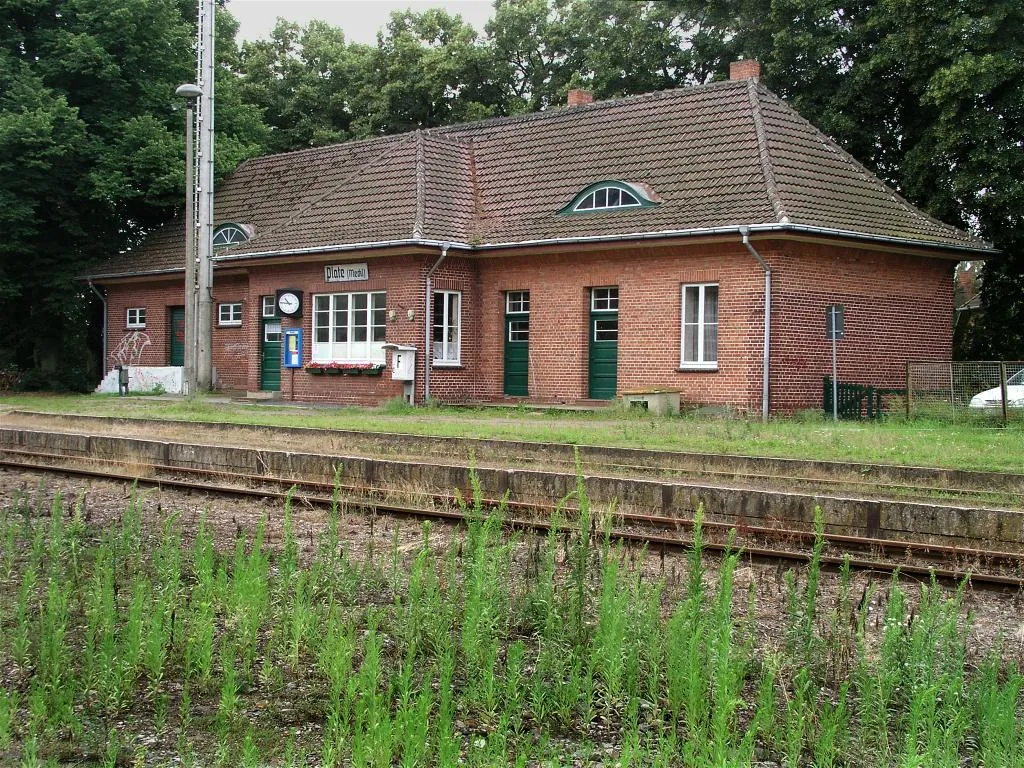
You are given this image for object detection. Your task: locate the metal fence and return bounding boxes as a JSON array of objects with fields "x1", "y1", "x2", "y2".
[
  {"x1": 823, "y1": 376, "x2": 904, "y2": 420},
  {"x1": 906, "y1": 361, "x2": 1024, "y2": 424}
]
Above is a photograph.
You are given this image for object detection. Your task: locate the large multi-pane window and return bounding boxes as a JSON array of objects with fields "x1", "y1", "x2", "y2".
[
  {"x1": 312, "y1": 291, "x2": 386, "y2": 362},
  {"x1": 433, "y1": 291, "x2": 461, "y2": 364},
  {"x1": 680, "y1": 283, "x2": 718, "y2": 368}
]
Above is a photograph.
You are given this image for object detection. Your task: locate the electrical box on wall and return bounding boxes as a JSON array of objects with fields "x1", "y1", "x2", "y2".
[
  {"x1": 283, "y1": 328, "x2": 302, "y2": 368},
  {"x1": 382, "y1": 344, "x2": 416, "y2": 381}
]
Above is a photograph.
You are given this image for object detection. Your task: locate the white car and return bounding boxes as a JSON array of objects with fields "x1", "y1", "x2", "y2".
[{"x1": 969, "y1": 369, "x2": 1024, "y2": 408}]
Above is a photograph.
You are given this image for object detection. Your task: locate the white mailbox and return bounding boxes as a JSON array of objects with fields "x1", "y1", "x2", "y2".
[{"x1": 383, "y1": 344, "x2": 417, "y2": 382}]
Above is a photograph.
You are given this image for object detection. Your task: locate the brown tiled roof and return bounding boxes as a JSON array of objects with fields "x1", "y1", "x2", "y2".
[{"x1": 87, "y1": 79, "x2": 991, "y2": 279}]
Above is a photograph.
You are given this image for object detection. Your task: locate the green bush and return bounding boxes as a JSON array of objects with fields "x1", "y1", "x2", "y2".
[{"x1": 13, "y1": 365, "x2": 93, "y2": 394}]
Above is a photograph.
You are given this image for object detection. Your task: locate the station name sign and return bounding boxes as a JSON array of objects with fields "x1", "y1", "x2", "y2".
[{"x1": 324, "y1": 263, "x2": 369, "y2": 283}]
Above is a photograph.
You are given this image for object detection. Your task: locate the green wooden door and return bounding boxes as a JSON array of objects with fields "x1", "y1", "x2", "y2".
[
  {"x1": 169, "y1": 307, "x2": 185, "y2": 366},
  {"x1": 588, "y1": 287, "x2": 618, "y2": 399},
  {"x1": 503, "y1": 291, "x2": 530, "y2": 396},
  {"x1": 260, "y1": 319, "x2": 282, "y2": 391}
]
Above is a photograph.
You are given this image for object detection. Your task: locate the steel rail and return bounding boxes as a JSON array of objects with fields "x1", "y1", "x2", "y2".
[
  {"x1": 2, "y1": 453, "x2": 1022, "y2": 588},
  {"x1": 0, "y1": 448, "x2": 1017, "y2": 563},
  {"x1": 2, "y1": 448, "x2": 1022, "y2": 567}
]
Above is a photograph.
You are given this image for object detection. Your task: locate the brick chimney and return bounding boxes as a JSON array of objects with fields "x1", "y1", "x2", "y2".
[
  {"x1": 730, "y1": 59, "x2": 761, "y2": 82},
  {"x1": 567, "y1": 89, "x2": 593, "y2": 107},
  {"x1": 957, "y1": 263, "x2": 978, "y2": 299}
]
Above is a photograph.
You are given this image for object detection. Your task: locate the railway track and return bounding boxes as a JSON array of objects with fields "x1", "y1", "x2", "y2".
[{"x1": 3, "y1": 448, "x2": 1022, "y2": 589}]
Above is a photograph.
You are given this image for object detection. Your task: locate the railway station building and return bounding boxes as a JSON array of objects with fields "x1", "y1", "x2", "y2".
[{"x1": 86, "y1": 60, "x2": 992, "y2": 413}]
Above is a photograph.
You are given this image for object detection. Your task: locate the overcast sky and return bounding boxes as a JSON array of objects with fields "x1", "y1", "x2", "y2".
[{"x1": 226, "y1": 0, "x2": 496, "y2": 43}]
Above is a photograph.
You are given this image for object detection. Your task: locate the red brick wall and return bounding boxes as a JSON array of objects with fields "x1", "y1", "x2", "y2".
[
  {"x1": 210, "y1": 274, "x2": 250, "y2": 391},
  {"x1": 767, "y1": 240, "x2": 954, "y2": 412},
  {"x1": 104, "y1": 279, "x2": 184, "y2": 371},
  {"x1": 425, "y1": 256, "x2": 480, "y2": 403},
  {"x1": 246, "y1": 256, "x2": 423, "y2": 404},
  {"x1": 477, "y1": 242, "x2": 766, "y2": 408},
  {"x1": 100, "y1": 238, "x2": 955, "y2": 412}
]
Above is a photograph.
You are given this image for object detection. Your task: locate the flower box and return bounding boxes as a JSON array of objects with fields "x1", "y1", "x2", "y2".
[{"x1": 305, "y1": 363, "x2": 386, "y2": 376}]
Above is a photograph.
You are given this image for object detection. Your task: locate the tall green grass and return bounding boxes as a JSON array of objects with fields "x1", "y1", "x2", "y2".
[{"x1": 0, "y1": 476, "x2": 1019, "y2": 766}]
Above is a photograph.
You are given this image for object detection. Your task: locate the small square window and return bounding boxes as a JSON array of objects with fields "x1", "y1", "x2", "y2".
[
  {"x1": 591, "y1": 287, "x2": 619, "y2": 312},
  {"x1": 594, "y1": 317, "x2": 618, "y2": 342},
  {"x1": 218, "y1": 302, "x2": 243, "y2": 327},
  {"x1": 264, "y1": 321, "x2": 282, "y2": 343},
  {"x1": 506, "y1": 291, "x2": 530, "y2": 314},
  {"x1": 262, "y1": 296, "x2": 277, "y2": 318},
  {"x1": 126, "y1": 308, "x2": 146, "y2": 328},
  {"x1": 508, "y1": 318, "x2": 529, "y2": 342}
]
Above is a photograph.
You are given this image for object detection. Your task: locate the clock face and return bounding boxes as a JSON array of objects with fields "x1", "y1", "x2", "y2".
[{"x1": 278, "y1": 292, "x2": 301, "y2": 316}]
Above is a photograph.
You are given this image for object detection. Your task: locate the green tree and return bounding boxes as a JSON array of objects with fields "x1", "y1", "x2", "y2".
[
  {"x1": 352, "y1": 8, "x2": 509, "y2": 136},
  {"x1": 747, "y1": 0, "x2": 1023, "y2": 358},
  {"x1": 238, "y1": 18, "x2": 364, "y2": 152},
  {"x1": 0, "y1": 0, "x2": 266, "y2": 383}
]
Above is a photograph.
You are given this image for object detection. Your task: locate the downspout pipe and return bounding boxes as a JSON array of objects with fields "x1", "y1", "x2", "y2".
[
  {"x1": 88, "y1": 280, "x2": 108, "y2": 378},
  {"x1": 423, "y1": 242, "x2": 450, "y2": 404},
  {"x1": 740, "y1": 227, "x2": 771, "y2": 421}
]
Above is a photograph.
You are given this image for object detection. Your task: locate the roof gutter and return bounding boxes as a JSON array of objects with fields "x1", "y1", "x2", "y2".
[
  {"x1": 740, "y1": 227, "x2": 771, "y2": 421},
  {"x1": 423, "y1": 242, "x2": 451, "y2": 404},
  {"x1": 468, "y1": 223, "x2": 995, "y2": 256},
  {"x1": 83, "y1": 223, "x2": 992, "y2": 281},
  {"x1": 207, "y1": 224, "x2": 992, "y2": 264},
  {"x1": 212, "y1": 238, "x2": 473, "y2": 263}
]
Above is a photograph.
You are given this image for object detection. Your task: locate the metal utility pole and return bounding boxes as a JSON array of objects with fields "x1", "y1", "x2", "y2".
[
  {"x1": 831, "y1": 318, "x2": 838, "y2": 421},
  {"x1": 827, "y1": 304, "x2": 844, "y2": 421},
  {"x1": 175, "y1": 84, "x2": 202, "y2": 397},
  {"x1": 195, "y1": 0, "x2": 215, "y2": 390}
]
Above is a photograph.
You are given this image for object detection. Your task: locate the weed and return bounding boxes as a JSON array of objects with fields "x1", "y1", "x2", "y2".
[{"x1": 0, "y1": 473, "x2": 1017, "y2": 767}]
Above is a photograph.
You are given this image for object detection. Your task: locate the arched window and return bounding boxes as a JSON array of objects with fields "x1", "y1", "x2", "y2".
[
  {"x1": 212, "y1": 223, "x2": 250, "y2": 248},
  {"x1": 558, "y1": 181, "x2": 661, "y2": 215}
]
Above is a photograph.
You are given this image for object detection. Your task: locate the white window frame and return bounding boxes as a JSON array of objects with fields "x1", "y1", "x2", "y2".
[
  {"x1": 574, "y1": 186, "x2": 642, "y2": 212},
  {"x1": 433, "y1": 290, "x2": 462, "y2": 365},
  {"x1": 212, "y1": 224, "x2": 249, "y2": 248},
  {"x1": 506, "y1": 291, "x2": 529, "y2": 343},
  {"x1": 591, "y1": 286, "x2": 619, "y2": 312},
  {"x1": 312, "y1": 291, "x2": 386, "y2": 363},
  {"x1": 126, "y1": 307, "x2": 146, "y2": 329},
  {"x1": 680, "y1": 283, "x2": 718, "y2": 370},
  {"x1": 506, "y1": 290, "x2": 530, "y2": 314},
  {"x1": 218, "y1": 302, "x2": 243, "y2": 327},
  {"x1": 263, "y1": 320, "x2": 282, "y2": 343},
  {"x1": 261, "y1": 296, "x2": 277, "y2": 318}
]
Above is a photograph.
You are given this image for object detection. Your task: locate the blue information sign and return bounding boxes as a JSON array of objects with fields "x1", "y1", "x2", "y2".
[{"x1": 283, "y1": 328, "x2": 302, "y2": 369}]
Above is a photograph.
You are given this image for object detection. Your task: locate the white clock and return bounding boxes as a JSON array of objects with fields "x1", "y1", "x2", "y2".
[{"x1": 276, "y1": 290, "x2": 302, "y2": 317}]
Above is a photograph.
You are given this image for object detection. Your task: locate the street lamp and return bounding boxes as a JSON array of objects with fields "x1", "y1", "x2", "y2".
[{"x1": 176, "y1": 83, "x2": 201, "y2": 397}]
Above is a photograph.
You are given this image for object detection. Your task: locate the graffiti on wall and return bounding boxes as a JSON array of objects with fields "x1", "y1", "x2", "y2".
[{"x1": 111, "y1": 331, "x2": 152, "y2": 367}]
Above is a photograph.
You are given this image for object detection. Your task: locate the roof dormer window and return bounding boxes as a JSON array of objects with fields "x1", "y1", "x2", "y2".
[
  {"x1": 213, "y1": 223, "x2": 251, "y2": 248},
  {"x1": 560, "y1": 181, "x2": 661, "y2": 215}
]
